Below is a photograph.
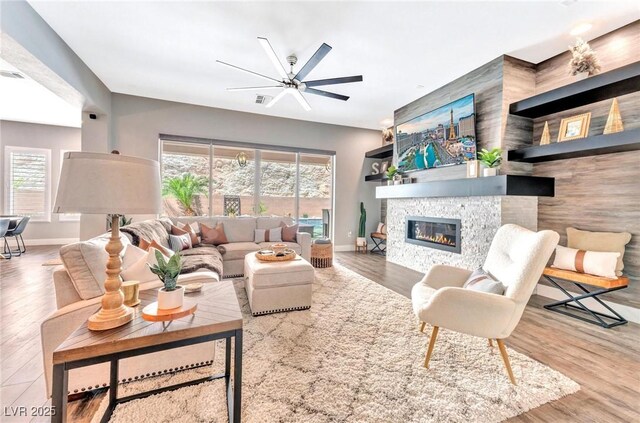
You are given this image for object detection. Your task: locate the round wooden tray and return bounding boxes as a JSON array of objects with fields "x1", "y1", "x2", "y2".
[
  {"x1": 255, "y1": 248, "x2": 297, "y2": 262},
  {"x1": 141, "y1": 299, "x2": 197, "y2": 322}
]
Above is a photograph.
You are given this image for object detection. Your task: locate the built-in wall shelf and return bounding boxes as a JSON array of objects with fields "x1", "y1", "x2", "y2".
[
  {"x1": 376, "y1": 175, "x2": 554, "y2": 199},
  {"x1": 509, "y1": 61, "x2": 640, "y2": 118},
  {"x1": 365, "y1": 144, "x2": 394, "y2": 159},
  {"x1": 508, "y1": 128, "x2": 640, "y2": 163},
  {"x1": 365, "y1": 173, "x2": 388, "y2": 182}
]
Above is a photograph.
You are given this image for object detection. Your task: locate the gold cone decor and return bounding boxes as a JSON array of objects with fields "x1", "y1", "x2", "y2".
[
  {"x1": 540, "y1": 121, "x2": 551, "y2": 145},
  {"x1": 604, "y1": 98, "x2": 624, "y2": 134}
]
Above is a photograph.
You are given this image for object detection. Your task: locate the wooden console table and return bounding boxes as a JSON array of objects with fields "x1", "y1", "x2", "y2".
[
  {"x1": 542, "y1": 267, "x2": 628, "y2": 328},
  {"x1": 51, "y1": 281, "x2": 243, "y2": 423}
]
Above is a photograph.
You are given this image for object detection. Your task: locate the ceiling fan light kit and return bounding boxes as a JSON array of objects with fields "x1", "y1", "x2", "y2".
[{"x1": 218, "y1": 37, "x2": 363, "y2": 111}]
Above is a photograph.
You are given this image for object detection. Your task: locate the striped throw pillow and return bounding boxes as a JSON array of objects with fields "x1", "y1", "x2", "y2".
[{"x1": 463, "y1": 269, "x2": 505, "y2": 295}]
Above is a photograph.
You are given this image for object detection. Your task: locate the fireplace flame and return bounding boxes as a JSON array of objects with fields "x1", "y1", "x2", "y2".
[{"x1": 415, "y1": 227, "x2": 456, "y2": 247}]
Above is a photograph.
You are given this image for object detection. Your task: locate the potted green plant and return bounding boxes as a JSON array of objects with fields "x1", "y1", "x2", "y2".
[
  {"x1": 386, "y1": 165, "x2": 400, "y2": 185},
  {"x1": 356, "y1": 202, "x2": 367, "y2": 248},
  {"x1": 148, "y1": 250, "x2": 184, "y2": 310},
  {"x1": 477, "y1": 148, "x2": 503, "y2": 177},
  {"x1": 162, "y1": 173, "x2": 209, "y2": 216}
]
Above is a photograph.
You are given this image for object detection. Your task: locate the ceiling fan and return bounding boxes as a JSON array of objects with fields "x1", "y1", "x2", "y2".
[{"x1": 217, "y1": 37, "x2": 363, "y2": 111}]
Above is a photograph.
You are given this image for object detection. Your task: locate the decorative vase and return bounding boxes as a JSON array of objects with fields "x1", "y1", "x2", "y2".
[
  {"x1": 157, "y1": 285, "x2": 184, "y2": 310},
  {"x1": 393, "y1": 174, "x2": 402, "y2": 185},
  {"x1": 483, "y1": 167, "x2": 498, "y2": 177},
  {"x1": 386, "y1": 180, "x2": 393, "y2": 186}
]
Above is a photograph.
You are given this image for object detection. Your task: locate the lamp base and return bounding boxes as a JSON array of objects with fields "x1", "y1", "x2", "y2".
[{"x1": 87, "y1": 304, "x2": 134, "y2": 331}]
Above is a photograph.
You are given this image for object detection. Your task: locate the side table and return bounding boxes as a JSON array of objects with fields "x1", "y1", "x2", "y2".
[{"x1": 311, "y1": 242, "x2": 333, "y2": 268}]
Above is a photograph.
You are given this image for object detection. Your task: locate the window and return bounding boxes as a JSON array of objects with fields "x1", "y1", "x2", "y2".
[
  {"x1": 4, "y1": 146, "x2": 51, "y2": 222},
  {"x1": 160, "y1": 138, "x2": 334, "y2": 239},
  {"x1": 58, "y1": 150, "x2": 80, "y2": 222}
]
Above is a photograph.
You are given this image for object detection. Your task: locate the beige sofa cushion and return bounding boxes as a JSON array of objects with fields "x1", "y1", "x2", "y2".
[
  {"x1": 59, "y1": 234, "x2": 131, "y2": 300},
  {"x1": 218, "y1": 217, "x2": 256, "y2": 242},
  {"x1": 256, "y1": 216, "x2": 294, "y2": 230},
  {"x1": 219, "y1": 242, "x2": 261, "y2": 261},
  {"x1": 566, "y1": 227, "x2": 631, "y2": 276}
]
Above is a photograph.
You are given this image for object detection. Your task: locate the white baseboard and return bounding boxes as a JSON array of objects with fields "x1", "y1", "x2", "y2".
[
  {"x1": 22, "y1": 238, "x2": 79, "y2": 246},
  {"x1": 535, "y1": 284, "x2": 640, "y2": 325}
]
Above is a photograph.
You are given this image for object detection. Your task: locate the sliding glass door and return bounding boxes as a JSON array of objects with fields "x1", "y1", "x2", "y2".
[{"x1": 160, "y1": 139, "x2": 334, "y2": 239}]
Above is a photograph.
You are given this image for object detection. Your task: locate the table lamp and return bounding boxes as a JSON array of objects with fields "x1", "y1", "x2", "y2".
[{"x1": 54, "y1": 151, "x2": 162, "y2": 331}]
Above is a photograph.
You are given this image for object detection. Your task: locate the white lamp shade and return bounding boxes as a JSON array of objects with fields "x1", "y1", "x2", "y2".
[{"x1": 54, "y1": 152, "x2": 162, "y2": 215}]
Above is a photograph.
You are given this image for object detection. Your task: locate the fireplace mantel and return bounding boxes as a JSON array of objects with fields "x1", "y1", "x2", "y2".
[{"x1": 376, "y1": 175, "x2": 554, "y2": 199}]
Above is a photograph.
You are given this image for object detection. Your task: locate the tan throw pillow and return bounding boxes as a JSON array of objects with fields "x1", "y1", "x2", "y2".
[
  {"x1": 566, "y1": 227, "x2": 631, "y2": 276},
  {"x1": 138, "y1": 238, "x2": 174, "y2": 258},
  {"x1": 170, "y1": 224, "x2": 188, "y2": 236},
  {"x1": 180, "y1": 222, "x2": 200, "y2": 246},
  {"x1": 280, "y1": 222, "x2": 298, "y2": 242},
  {"x1": 552, "y1": 245, "x2": 620, "y2": 279},
  {"x1": 200, "y1": 222, "x2": 229, "y2": 245}
]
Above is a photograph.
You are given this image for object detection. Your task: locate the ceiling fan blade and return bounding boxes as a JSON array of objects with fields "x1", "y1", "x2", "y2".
[
  {"x1": 257, "y1": 37, "x2": 289, "y2": 80},
  {"x1": 226, "y1": 85, "x2": 283, "y2": 91},
  {"x1": 265, "y1": 89, "x2": 289, "y2": 108},
  {"x1": 291, "y1": 89, "x2": 311, "y2": 111},
  {"x1": 304, "y1": 87, "x2": 349, "y2": 101},
  {"x1": 304, "y1": 75, "x2": 363, "y2": 87},
  {"x1": 216, "y1": 60, "x2": 282, "y2": 83},
  {"x1": 294, "y1": 43, "x2": 332, "y2": 82}
]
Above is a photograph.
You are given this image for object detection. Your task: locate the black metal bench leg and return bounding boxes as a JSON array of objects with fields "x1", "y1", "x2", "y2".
[{"x1": 543, "y1": 275, "x2": 628, "y2": 328}]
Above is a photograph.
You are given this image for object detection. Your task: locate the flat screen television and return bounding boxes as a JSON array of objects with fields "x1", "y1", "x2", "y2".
[{"x1": 395, "y1": 93, "x2": 476, "y2": 172}]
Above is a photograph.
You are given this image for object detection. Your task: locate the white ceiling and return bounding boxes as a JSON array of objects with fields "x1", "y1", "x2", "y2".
[
  {"x1": 28, "y1": 1, "x2": 639, "y2": 130},
  {"x1": 0, "y1": 58, "x2": 81, "y2": 128}
]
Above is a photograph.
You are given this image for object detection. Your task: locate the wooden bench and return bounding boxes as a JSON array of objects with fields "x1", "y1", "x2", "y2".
[{"x1": 541, "y1": 267, "x2": 629, "y2": 328}]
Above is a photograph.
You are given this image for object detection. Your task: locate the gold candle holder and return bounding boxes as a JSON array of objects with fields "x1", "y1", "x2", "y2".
[{"x1": 121, "y1": 280, "x2": 141, "y2": 307}]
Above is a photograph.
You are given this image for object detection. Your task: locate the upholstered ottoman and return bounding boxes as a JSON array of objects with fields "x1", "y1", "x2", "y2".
[{"x1": 244, "y1": 253, "x2": 314, "y2": 316}]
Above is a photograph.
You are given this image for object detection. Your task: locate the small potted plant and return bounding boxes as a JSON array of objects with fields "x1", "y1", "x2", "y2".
[
  {"x1": 386, "y1": 165, "x2": 401, "y2": 185},
  {"x1": 356, "y1": 202, "x2": 367, "y2": 249},
  {"x1": 148, "y1": 250, "x2": 184, "y2": 310},
  {"x1": 568, "y1": 38, "x2": 600, "y2": 80},
  {"x1": 477, "y1": 148, "x2": 503, "y2": 177}
]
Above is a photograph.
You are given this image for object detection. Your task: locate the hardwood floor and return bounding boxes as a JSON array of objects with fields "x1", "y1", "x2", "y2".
[{"x1": 1, "y1": 247, "x2": 638, "y2": 422}]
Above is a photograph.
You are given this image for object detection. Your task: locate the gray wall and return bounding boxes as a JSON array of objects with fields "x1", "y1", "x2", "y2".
[
  {"x1": 110, "y1": 94, "x2": 381, "y2": 248},
  {"x1": 0, "y1": 120, "x2": 81, "y2": 242}
]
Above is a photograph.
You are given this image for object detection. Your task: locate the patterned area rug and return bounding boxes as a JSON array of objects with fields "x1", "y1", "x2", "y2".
[{"x1": 100, "y1": 264, "x2": 579, "y2": 423}]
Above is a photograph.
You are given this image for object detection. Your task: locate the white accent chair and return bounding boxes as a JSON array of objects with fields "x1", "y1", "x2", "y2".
[{"x1": 411, "y1": 224, "x2": 559, "y2": 384}]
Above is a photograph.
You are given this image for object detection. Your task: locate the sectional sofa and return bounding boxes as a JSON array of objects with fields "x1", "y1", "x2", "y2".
[{"x1": 41, "y1": 215, "x2": 311, "y2": 397}]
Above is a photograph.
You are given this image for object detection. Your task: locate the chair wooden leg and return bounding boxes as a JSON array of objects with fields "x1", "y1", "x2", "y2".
[
  {"x1": 488, "y1": 339, "x2": 493, "y2": 347},
  {"x1": 496, "y1": 339, "x2": 517, "y2": 385},
  {"x1": 419, "y1": 321, "x2": 426, "y2": 333},
  {"x1": 423, "y1": 326, "x2": 439, "y2": 368}
]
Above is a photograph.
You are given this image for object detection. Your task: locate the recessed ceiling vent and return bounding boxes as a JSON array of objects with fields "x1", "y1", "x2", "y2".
[
  {"x1": 255, "y1": 94, "x2": 273, "y2": 105},
  {"x1": 0, "y1": 70, "x2": 25, "y2": 79}
]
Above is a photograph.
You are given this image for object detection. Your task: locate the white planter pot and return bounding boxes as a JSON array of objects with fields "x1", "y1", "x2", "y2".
[
  {"x1": 574, "y1": 72, "x2": 589, "y2": 81},
  {"x1": 157, "y1": 285, "x2": 184, "y2": 310},
  {"x1": 483, "y1": 167, "x2": 498, "y2": 177},
  {"x1": 356, "y1": 237, "x2": 367, "y2": 247}
]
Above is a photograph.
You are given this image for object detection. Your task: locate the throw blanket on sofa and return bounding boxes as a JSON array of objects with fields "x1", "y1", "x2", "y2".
[
  {"x1": 122, "y1": 219, "x2": 223, "y2": 276},
  {"x1": 121, "y1": 219, "x2": 172, "y2": 248},
  {"x1": 179, "y1": 247, "x2": 224, "y2": 276}
]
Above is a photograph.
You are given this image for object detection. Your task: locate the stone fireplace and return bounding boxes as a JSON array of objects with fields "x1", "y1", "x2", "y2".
[
  {"x1": 406, "y1": 216, "x2": 461, "y2": 254},
  {"x1": 386, "y1": 196, "x2": 538, "y2": 274}
]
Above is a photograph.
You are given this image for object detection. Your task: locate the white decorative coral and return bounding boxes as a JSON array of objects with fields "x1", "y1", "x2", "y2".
[{"x1": 568, "y1": 38, "x2": 601, "y2": 76}]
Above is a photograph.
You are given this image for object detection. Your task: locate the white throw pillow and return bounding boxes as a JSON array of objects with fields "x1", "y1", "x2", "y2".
[
  {"x1": 121, "y1": 247, "x2": 170, "y2": 283},
  {"x1": 122, "y1": 245, "x2": 147, "y2": 269},
  {"x1": 59, "y1": 233, "x2": 131, "y2": 300},
  {"x1": 254, "y1": 227, "x2": 282, "y2": 243},
  {"x1": 552, "y1": 245, "x2": 620, "y2": 279},
  {"x1": 463, "y1": 268, "x2": 505, "y2": 295},
  {"x1": 169, "y1": 233, "x2": 192, "y2": 252}
]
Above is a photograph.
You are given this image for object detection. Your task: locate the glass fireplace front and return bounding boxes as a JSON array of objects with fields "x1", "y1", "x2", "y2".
[{"x1": 405, "y1": 216, "x2": 461, "y2": 254}]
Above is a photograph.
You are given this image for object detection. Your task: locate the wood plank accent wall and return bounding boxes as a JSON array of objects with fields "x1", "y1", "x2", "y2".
[
  {"x1": 532, "y1": 21, "x2": 640, "y2": 307},
  {"x1": 394, "y1": 56, "x2": 506, "y2": 183}
]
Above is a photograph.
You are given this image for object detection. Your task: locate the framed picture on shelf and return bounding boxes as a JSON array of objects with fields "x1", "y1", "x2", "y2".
[{"x1": 558, "y1": 112, "x2": 591, "y2": 142}]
